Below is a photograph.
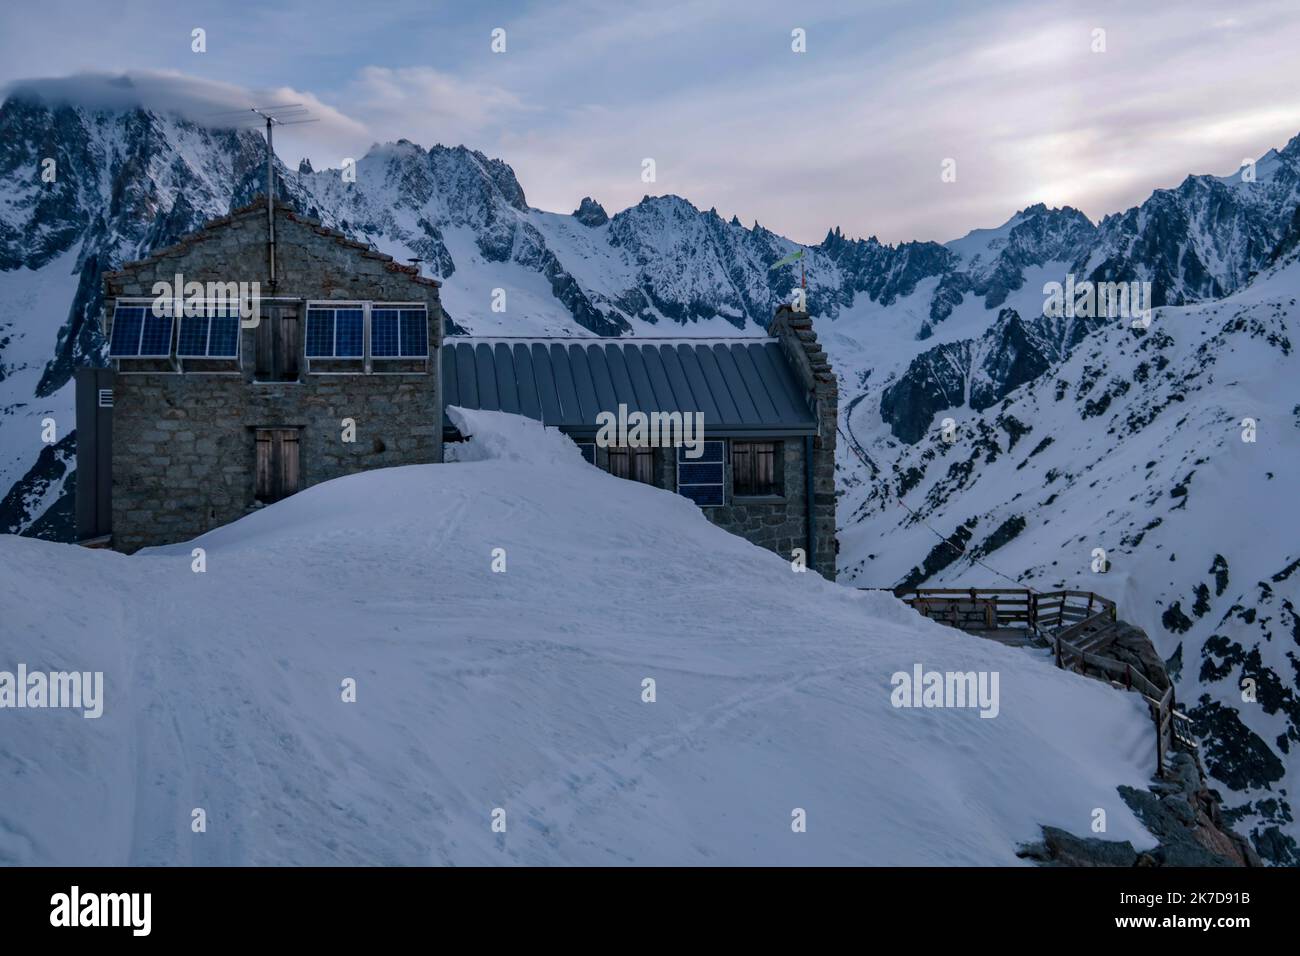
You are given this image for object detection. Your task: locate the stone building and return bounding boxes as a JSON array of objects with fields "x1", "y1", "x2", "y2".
[
  {"x1": 78, "y1": 201, "x2": 838, "y2": 578},
  {"x1": 84, "y1": 198, "x2": 443, "y2": 553},
  {"x1": 440, "y1": 305, "x2": 838, "y2": 578}
]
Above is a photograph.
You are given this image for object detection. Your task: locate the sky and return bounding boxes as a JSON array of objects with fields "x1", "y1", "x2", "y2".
[{"x1": 2, "y1": 0, "x2": 1300, "y2": 245}]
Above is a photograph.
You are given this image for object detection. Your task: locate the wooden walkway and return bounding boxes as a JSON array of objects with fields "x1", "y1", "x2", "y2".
[{"x1": 871, "y1": 586, "x2": 1199, "y2": 778}]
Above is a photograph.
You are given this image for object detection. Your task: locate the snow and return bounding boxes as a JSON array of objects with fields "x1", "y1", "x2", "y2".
[{"x1": 0, "y1": 409, "x2": 1161, "y2": 865}]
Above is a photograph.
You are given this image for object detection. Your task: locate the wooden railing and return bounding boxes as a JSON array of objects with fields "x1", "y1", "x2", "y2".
[{"x1": 885, "y1": 587, "x2": 1196, "y2": 777}]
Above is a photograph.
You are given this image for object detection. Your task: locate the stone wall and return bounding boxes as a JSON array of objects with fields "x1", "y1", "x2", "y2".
[
  {"x1": 576, "y1": 306, "x2": 839, "y2": 579},
  {"x1": 584, "y1": 437, "x2": 821, "y2": 576},
  {"x1": 103, "y1": 201, "x2": 443, "y2": 552},
  {"x1": 766, "y1": 306, "x2": 839, "y2": 579}
]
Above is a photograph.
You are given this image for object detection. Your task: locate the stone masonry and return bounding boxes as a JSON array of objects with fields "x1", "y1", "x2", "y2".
[
  {"x1": 103, "y1": 199, "x2": 443, "y2": 552},
  {"x1": 582, "y1": 307, "x2": 839, "y2": 579}
]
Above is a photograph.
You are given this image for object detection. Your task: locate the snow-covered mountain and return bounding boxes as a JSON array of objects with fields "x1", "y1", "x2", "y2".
[{"x1": 0, "y1": 89, "x2": 1296, "y2": 862}]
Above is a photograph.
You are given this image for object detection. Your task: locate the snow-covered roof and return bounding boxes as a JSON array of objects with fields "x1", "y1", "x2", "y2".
[{"x1": 442, "y1": 337, "x2": 817, "y2": 435}]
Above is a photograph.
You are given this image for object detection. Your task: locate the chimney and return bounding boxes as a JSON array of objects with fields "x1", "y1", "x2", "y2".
[
  {"x1": 768, "y1": 303, "x2": 838, "y2": 580},
  {"x1": 767, "y1": 303, "x2": 836, "y2": 436}
]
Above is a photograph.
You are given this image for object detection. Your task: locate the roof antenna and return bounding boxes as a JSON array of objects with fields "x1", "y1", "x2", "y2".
[
  {"x1": 209, "y1": 104, "x2": 319, "y2": 290},
  {"x1": 408, "y1": 257, "x2": 424, "y2": 278}
]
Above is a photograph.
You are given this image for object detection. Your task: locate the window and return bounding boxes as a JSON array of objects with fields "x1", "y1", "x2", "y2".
[
  {"x1": 607, "y1": 445, "x2": 655, "y2": 484},
  {"x1": 254, "y1": 308, "x2": 300, "y2": 382},
  {"x1": 732, "y1": 441, "x2": 783, "y2": 497},
  {"x1": 254, "y1": 428, "x2": 300, "y2": 503},
  {"x1": 677, "y1": 441, "x2": 725, "y2": 506}
]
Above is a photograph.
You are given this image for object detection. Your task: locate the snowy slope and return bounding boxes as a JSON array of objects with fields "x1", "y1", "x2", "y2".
[
  {"x1": 837, "y1": 251, "x2": 1300, "y2": 863},
  {"x1": 0, "y1": 409, "x2": 1160, "y2": 866}
]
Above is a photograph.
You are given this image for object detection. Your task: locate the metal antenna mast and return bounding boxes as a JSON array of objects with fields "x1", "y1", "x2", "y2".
[{"x1": 208, "y1": 104, "x2": 318, "y2": 290}]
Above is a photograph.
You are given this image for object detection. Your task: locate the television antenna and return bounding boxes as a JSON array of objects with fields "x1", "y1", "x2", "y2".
[{"x1": 207, "y1": 104, "x2": 319, "y2": 289}]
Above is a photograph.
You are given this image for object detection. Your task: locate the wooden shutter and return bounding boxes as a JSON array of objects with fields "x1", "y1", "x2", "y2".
[
  {"x1": 633, "y1": 447, "x2": 655, "y2": 485},
  {"x1": 278, "y1": 312, "x2": 300, "y2": 381},
  {"x1": 732, "y1": 442, "x2": 753, "y2": 495},
  {"x1": 255, "y1": 429, "x2": 301, "y2": 502},
  {"x1": 255, "y1": 313, "x2": 273, "y2": 380}
]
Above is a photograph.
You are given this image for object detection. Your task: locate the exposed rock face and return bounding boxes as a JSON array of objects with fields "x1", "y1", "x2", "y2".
[
  {"x1": 1018, "y1": 753, "x2": 1261, "y2": 866},
  {"x1": 572, "y1": 196, "x2": 608, "y2": 227}
]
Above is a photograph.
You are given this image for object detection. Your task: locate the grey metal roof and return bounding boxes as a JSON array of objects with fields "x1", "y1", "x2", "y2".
[{"x1": 441, "y1": 337, "x2": 817, "y2": 436}]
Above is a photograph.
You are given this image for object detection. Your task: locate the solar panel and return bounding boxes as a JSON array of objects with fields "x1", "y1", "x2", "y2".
[
  {"x1": 177, "y1": 315, "x2": 210, "y2": 356},
  {"x1": 138, "y1": 311, "x2": 174, "y2": 356},
  {"x1": 371, "y1": 309, "x2": 400, "y2": 357},
  {"x1": 108, "y1": 306, "x2": 145, "y2": 356},
  {"x1": 399, "y1": 309, "x2": 428, "y2": 357},
  {"x1": 207, "y1": 311, "x2": 240, "y2": 357},
  {"x1": 335, "y1": 309, "x2": 363, "y2": 356},
  {"x1": 305, "y1": 310, "x2": 334, "y2": 357},
  {"x1": 677, "y1": 440, "x2": 725, "y2": 507}
]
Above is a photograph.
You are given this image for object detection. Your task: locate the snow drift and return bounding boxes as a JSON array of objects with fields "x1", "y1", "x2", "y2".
[{"x1": 0, "y1": 410, "x2": 1159, "y2": 865}]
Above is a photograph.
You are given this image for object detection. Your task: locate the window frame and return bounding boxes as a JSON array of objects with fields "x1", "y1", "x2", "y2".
[
  {"x1": 606, "y1": 444, "x2": 655, "y2": 485},
  {"x1": 108, "y1": 297, "x2": 245, "y2": 376},
  {"x1": 254, "y1": 427, "x2": 301, "y2": 504},
  {"x1": 304, "y1": 300, "x2": 430, "y2": 375},
  {"x1": 731, "y1": 439, "x2": 784, "y2": 499}
]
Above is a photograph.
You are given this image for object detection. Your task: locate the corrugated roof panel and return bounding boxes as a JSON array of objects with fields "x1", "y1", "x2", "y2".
[
  {"x1": 712, "y1": 344, "x2": 762, "y2": 425},
  {"x1": 567, "y1": 344, "x2": 600, "y2": 425},
  {"x1": 602, "y1": 346, "x2": 641, "y2": 415},
  {"x1": 549, "y1": 343, "x2": 583, "y2": 423},
  {"x1": 675, "y1": 344, "x2": 728, "y2": 424},
  {"x1": 442, "y1": 345, "x2": 460, "y2": 407},
  {"x1": 493, "y1": 342, "x2": 521, "y2": 415},
  {"x1": 696, "y1": 345, "x2": 745, "y2": 424},
  {"x1": 585, "y1": 344, "x2": 619, "y2": 416},
  {"x1": 732, "y1": 343, "x2": 781, "y2": 422},
  {"x1": 622, "y1": 345, "x2": 660, "y2": 411},
  {"x1": 529, "y1": 342, "x2": 563, "y2": 425},
  {"x1": 750, "y1": 342, "x2": 809, "y2": 424},
  {"x1": 641, "y1": 345, "x2": 684, "y2": 414},
  {"x1": 455, "y1": 342, "x2": 479, "y2": 409},
  {"x1": 656, "y1": 345, "x2": 701, "y2": 417},
  {"x1": 474, "y1": 343, "x2": 500, "y2": 411},
  {"x1": 441, "y1": 338, "x2": 816, "y2": 434},
  {"x1": 513, "y1": 343, "x2": 543, "y2": 421}
]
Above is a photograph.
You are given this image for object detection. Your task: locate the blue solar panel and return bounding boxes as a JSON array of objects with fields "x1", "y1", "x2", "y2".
[
  {"x1": 207, "y1": 313, "x2": 240, "y2": 357},
  {"x1": 177, "y1": 315, "x2": 210, "y2": 356},
  {"x1": 305, "y1": 310, "x2": 333, "y2": 357},
  {"x1": 678, "y1": 442, "x2": 724, "y2": 463},
  {"x1": 677, "y1": 440, "x2": 725, "y2": 507},
  {"x1": 137, "y1": 310, "x2": 173, "y2": 356},
  {"x1": 678, "y1": 461, "x2": 724, "y2": 484},
  {"x1": 371, "y1": 309, "x2": 400, "y2": 357},
  {"x1": 335, "y1": 309, "x2": 363, "y2": 357},
  {"x1": 679, "y1": 484, "x2": 725, "y2": 507},
  {"x1": 399, "y1": 309, "x2": 428, "y2": 357},
  {"x1": 108, "y1": 307, "x2": 145, "y2": 356}
]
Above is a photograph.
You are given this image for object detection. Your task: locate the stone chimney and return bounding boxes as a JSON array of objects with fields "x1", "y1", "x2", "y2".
[{"x1": 768, "y1": 304, "x2": 838, "y2": 579}]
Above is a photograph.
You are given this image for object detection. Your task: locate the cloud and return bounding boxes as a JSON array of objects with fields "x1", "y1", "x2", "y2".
[
  {"x1": 339, "y1": 66, "x2": 527, "y2": 147},
  {"x1": 1, "y1": 70, "x2": 368, "y2": 158}
]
